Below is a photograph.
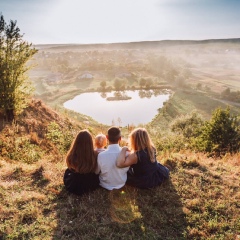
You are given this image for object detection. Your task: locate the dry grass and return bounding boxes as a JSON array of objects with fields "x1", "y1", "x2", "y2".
[
  {"x1": 0, "y1": 99, "x2": 239, "y2": 239},
  {"x1": 0, "y1": 151, "x2": 239, "y2": 239}
]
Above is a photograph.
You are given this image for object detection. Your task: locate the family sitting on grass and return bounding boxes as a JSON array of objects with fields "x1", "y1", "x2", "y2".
[{"x1": 63, "y1": 127, "x2": 170, "y2": 195}]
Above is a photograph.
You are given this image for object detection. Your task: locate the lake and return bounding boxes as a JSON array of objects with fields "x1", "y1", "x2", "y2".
[{"x1": 63, "y1": 90, "x2": 170, "y2": 126}]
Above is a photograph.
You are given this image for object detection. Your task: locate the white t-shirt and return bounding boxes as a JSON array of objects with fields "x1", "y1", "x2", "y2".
[{"x1": 96, "y1": 144, "x2": 129, "y2": 190}]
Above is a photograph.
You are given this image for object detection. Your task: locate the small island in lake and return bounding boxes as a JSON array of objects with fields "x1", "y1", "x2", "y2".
[
  {"x1": 105, "y1": 91, "x2": 132, "y2": 101},
  {"x1": 106, "y1": 96, "x2": 132, "y2": 101}
]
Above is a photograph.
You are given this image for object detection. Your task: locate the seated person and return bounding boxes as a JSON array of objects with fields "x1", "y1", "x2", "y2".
[
  {"x1": 95, "y1": 133, "x2": 107, "y2": 153},
  {"x1": 117, "y1": 128, "x2": 169, "y2": 189},
  {"x1": 63, "y1": 130, "x2": 99, "y2": 195},
  {"x1": 96, "y1": 127, "x2": 129, "y2": 190}
]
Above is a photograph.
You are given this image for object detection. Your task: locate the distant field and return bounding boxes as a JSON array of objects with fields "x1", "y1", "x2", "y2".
[{"x1": 29, "y1": 40, "x2": 240, "y2": 124}]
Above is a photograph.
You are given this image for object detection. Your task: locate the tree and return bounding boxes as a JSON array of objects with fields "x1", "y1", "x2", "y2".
[
  {"x1": 139, "y1": 78, "x2": 146, "y2": 88},
  {"x1": 100, "y1": 80, "x2": 107, "y2": 89},
  {"x1": 196, "y1": 107, "x2": 240, "y2": 155},
  {"x1": 114, "y1": 78, "x2": 124, "y2": 91},
  {"x1": 0, "y1": 14, "x2": 37, "y2": 121}
]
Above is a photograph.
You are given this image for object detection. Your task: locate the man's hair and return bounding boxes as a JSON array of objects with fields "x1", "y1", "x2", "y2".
[{"x1": 107, "y1": 127, "x2": 121, "y2": 143}]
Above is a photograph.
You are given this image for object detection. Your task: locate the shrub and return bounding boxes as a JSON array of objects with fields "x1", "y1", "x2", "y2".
[
  {"x1": 46, "y1": 122, "x2": 73, "y2": 153},
  {"x1": 170, "y1": 112, "x2": 204, "y2": 139},
  {"x1": 155, "y1": 133, "x2": 186, "y2": 152},
  {"x1": 195, "y1": 107, "x2": 240, "y2": 155}
]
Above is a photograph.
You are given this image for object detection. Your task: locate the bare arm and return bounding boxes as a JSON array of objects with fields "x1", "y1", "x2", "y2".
[{"x1": 117, "y1": 146, "x2": 137, "y2": 168}]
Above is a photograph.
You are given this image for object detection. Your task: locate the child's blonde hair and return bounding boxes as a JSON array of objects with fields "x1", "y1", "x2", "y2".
[{"x1": 95, "y1": 133, "x2": 107, "y2": 149}]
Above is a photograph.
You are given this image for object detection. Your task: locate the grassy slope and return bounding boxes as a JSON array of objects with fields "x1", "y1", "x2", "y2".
[
  {"x1": 0, "y1": 100, "x2": 239, "y2": 239},
  {"x1": 149, "y1": 89, "x2": 240, "y2": 131}
]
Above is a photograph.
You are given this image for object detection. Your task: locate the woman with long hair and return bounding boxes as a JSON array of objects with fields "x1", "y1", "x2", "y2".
[
  {"x1": 117, "y1": 128, "x2": 169, "y2": 188},
  {"x1": 63, "y1": 130, "x2": 99, "y2": 195}
]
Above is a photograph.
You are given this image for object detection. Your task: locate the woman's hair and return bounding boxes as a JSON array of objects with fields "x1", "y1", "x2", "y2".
[
  {"x1": 66, "y1": 130, "x2": 97, "y2": 173},
  {"x1": 129, "y1": 128, "x2": 155, "y2": 162},
  {"x1": 95, "y1": 133, "x2": 107, "y2": 148}
]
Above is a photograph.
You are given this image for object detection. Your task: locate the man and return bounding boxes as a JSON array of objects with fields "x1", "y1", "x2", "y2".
[{"x1": 96, "y1": 126, "x2": 129, "y2": 190}]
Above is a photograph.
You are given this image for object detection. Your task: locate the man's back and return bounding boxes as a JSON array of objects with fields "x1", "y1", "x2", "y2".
[{"x1": 97, "y1": 144, "x2": 129, "y2": 190}]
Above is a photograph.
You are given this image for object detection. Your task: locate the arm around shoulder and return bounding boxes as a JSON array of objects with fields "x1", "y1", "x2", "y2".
[{"x1": 116, "y1": 147, "x2": 137, "y2": 168}]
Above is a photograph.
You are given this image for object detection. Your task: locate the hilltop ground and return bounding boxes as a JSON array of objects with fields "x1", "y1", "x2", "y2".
[{"x1": 0, "y1": 99, "x2": 239, "y2": 240}]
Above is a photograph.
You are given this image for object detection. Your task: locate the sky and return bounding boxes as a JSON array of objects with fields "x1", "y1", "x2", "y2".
[{"x1": 0, "y1": 0, "x2": 240, "y2": 44}]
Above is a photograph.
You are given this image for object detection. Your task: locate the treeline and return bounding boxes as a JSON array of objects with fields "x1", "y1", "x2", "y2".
[{"x1": 221, "y1": 88, "x2": 240, "y2": 103}]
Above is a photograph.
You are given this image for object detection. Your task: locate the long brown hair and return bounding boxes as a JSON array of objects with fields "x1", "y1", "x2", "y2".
[
  {"x1": 129, "y1": 128, "x2": 155, "y2": 162},
  {"x1": 66, "y1": 130, "x2": 97, "y2": 173}
]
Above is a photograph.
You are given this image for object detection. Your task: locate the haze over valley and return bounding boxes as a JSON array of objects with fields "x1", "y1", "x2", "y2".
[{"x1": 28, "y1": 39, "x2": 240, "y2": 126}]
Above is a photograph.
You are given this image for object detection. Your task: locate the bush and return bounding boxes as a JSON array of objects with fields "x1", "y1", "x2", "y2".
[
  {"x1": 170, "y1": 112, "x2": 204, "y2": 139},
  {"x1": 46, "y1": 122, "x2": 73, "y2": 153},
  {"x1": 8, "y1": 137, "x2": 42, "y2": 163},
  {"x1": 195, "y1": 107, "x2": 240, "y2": 155},
  {"x1": 155, "y1": 133, "x2": 186, "y2": 152}
]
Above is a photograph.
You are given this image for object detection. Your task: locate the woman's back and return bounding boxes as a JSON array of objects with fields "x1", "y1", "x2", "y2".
[
  {"x1": 127, "y1": 148, "x2": 169, "y2": 189},
  {"x1": 131, "y1": 149, "x2": 158, "y2": 176},
  {"x1": 63, "y1": 130, "x2": 100, "y2": 195}
]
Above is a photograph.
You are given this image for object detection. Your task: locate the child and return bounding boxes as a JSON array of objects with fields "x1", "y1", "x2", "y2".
[{"x1": 95, "y1": 133, "x2": 107, "y2": 153}]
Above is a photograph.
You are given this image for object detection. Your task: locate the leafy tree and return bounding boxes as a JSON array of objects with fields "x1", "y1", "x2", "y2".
[
  {"x1": 139, "y1": 78, "x2": 146, "y2": 88},
  {"x1": 0, "y1": 14, "x2": 37, "y2": 121},
  {"x1": 114, "y1": 78, "x2": 124, "y2": 91},
  {"x1": 145, "y1": 78, "x2": 153, "y2": 89},
  {"x1": 100, "y1": 80, "x2": 107, "y2": 89},
  {"x1": 221, "y1": 87, "x2": 230, "y2": 98},
  {"x1": 196, "y1": 107, "x2": 240, "y2": 155}
]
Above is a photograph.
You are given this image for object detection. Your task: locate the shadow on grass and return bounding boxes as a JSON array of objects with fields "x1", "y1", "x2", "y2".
[
  {"x1": 53, "y1": 179, "x2": 187, "y2": 240},
  {"x1": 31, "y1": 166, "x2": 50, "y2": 187}
]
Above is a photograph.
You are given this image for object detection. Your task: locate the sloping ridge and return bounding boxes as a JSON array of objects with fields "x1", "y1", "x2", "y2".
[{"x1": 0, "y1": 99, "x2": 67, "y2": 138}]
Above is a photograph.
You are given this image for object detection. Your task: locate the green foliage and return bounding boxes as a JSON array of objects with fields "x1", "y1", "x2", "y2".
[
  {"x1": 153, "y1": 112, "x2": 204, "y2": 153},
  {"x1": 154, "y1": 107, "x2": 240, "y2": 155},
  {"x1": 1, "y1": 136, "x2": 42, "y2": 163},
  {"x1": 0, "y1": 14, "x2": 37, "y2": 121},
  {"x1": 171, "y1": 112, "x2": 204, "y2": 139},
  {"x1": 155, "y1": 133, "x2": 186, "y2": 152},
  {"x1": 195, "y1": 107, "x2": 240, "y2": 155},
  {"x1": 46, "y1": 121, "x2": 73, "y2": 153}
]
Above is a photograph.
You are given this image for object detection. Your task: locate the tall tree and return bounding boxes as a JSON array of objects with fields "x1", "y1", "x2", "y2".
[{"x1": 0, "y1": 14, "x2": 37, "y2": 121}]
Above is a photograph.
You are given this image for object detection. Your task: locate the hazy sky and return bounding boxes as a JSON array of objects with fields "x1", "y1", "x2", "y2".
[{"x1": 0, "y1": 0, "x2": 239, "y2": 44}]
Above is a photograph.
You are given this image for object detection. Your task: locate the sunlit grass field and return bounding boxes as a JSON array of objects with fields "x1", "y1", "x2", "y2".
[
  {"x1": 0, "y1": 100, "x2": 239, "y2": 239},
  {"x1": 0, "y1": 150, "x2": 239, "y2": 239}
]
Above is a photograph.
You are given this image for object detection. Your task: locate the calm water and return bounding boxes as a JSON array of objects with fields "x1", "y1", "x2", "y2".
[{"x1": 64, "y1": 90, "x2": 170, "y2": 126}]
